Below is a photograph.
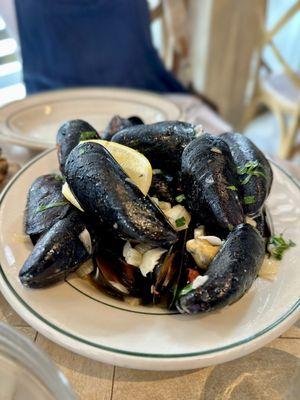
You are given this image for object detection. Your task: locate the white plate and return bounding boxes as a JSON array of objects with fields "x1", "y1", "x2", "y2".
[
  {"x1": 0, "y1": 88, "x2": 181, "y2": 149},
  {"x1": 0, "y1": 150, "x2": 299, "y2": 370}
]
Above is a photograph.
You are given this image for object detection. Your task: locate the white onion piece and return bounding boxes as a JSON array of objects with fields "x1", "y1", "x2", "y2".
[
  {"x1": 164, "y1": 204, "x2": 191, "y2": 231},
  {"x1": 134, "y1": 243, "x2": 152, "y2": 254},
  {"x1": 139, "y1": 248, "x2": 167, "y2": 277},
  {"x1": 194, "y1": 226, "x2": 205, "y2": 238},
  {"x1": 192, "y1": 275, "x2": 209, "y2": 289},
  {"x1": 122, "y1": 241, "x2": 142, "y2": 267}
]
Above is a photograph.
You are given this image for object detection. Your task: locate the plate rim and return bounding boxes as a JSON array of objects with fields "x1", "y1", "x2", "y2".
[
  {"x1": 0, "y1": 149, "x2": 299, "y2": 367},
  {"x1": 0, "y1": 87, "x2": 183, "y2": 149}
]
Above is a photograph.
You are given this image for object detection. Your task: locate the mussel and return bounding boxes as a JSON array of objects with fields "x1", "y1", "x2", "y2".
[
  {"x1": 176, "y1": 223, "x2": 265, "y2": 313},
  {"x1": 102, "y1": 115, "x2": 144, "y2": 141},
  {"x1": 221, "y1": 132, "x2": 273, "y2": 215},
  {"x1": 25, "y1": 174, "x2": 71, "y2": 243},
  {"x1": 65, "y1": 141, "x2": 177, "y2": 246},
  {"x1": 19, "y1": 210, "x2": 97, "y2": 288},
  {"x1": 56, "y1": 119, "x2": 100, "y2": 174},
  {"x1": 112, "y1": 121, "x2": 201, "y2": 172},
  {"x1": 181, "y1": 133, "x2": 244, "y2": 230}
]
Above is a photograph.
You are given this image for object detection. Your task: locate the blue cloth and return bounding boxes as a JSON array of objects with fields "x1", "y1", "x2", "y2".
[{"x1": 15, "y1": 0, "x2": 187, "y2": 94}]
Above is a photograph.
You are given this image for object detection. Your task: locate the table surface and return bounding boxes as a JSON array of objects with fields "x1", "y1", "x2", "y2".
[{"x1": 0, "y1": 94, "x2": 299, "y2": 400}]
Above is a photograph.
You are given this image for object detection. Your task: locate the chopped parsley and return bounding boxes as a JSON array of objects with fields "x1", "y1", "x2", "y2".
[
  {"x1": 237, "y1": 160, "x2": 266, "y2": 185},
  {"x1": 178, "y1": 283, "x2": 194, "y2": 297},
  {"x1": 268, "y1": 234, "x2": 296, "y2": 260},
  {"x1": 175, "y1": 194, "x2": 186, "y2": 203},
  {"x1": 79, "y1": 131, "x2": 97, "y2": 141},
  {"x1": 37, "y1": 201, "x2": 68, "y2": 213},
  {"x1": 243, "y1": 195, "x2": 256, "y2": 205},
  {"x1": 54, "y1": 174, "x2": 63, "y2": 182},
  {"x1": 228, "y1": 224, "x2": 234, "y2": 231},
  {"x1": 226, "y1": 185, "x2": 237, "y2": 191},
  {"x1": 175, "y1": 216, "x2": 186, "y2": 228},
  {"x1": 79, "y1": 147, "x2": 86, "y2": 155}
]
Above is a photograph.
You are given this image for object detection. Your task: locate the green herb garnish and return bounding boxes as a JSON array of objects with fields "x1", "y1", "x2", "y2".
[
  {"x1": 176, "y1": 194, "x2": 186, "y2": 203},
  {"x1": 54, "y1": 174, "x2": 64, "y2": 182},
  {"x1": 228, "y1": 224, "x2": 234, "y2": 231},
  {"x1": 79, "y1": 131, "x2": 97, "y2": 141},
  {"x1": 243, "y1": 195, "x2": 256, "y2": 205},
  {"x1": 226, "y1": 185, "x2": 237, "y2": 191},
  {"x1": 268, "y1": 234, "x2": 296, "y2": 260},
  {"x1": 37, "y1": 201, "x2": 68, "y2": 213},
  {"x1": 175, "y1": 216, "x2": 186, "y2": 228},
  {"x1": 178, "y1": 283, "x2": 194, "y2": 297},
  {"x1": 237, "y1": 160, "x2": 266, "y2": 185},
  {"x1": 79, "y1": 147, "x2": 86, "y2": 155}
]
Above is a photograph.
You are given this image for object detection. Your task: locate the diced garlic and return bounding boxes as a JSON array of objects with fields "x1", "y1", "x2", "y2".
[
  {"x1": 158, "y1": 201, "x2": 172, "y2": 211},
  {"x1": 139, "y1": 248, "x2": 167, "y2": 277},
  {"x1": 191, "y1": 275, "x2": 209, "y2": 289},
  {"x1": 194, "y1": 226, "x2": 205, "y2": 238},
  {"x1": 164, "y1": 204, "x2": 191, "y2": 231},
  {"x1": 246, "y1": 216, "x2": 257, "y2": 227}
]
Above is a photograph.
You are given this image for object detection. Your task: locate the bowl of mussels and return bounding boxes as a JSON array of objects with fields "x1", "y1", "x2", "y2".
[{"x1": 0, "y1": 115, "x2": 299, "y2": 370}]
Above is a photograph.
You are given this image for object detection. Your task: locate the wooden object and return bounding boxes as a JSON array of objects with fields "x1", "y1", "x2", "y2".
[{"x1": 243, "y1": 1, "x2": 300, "y2": 159}]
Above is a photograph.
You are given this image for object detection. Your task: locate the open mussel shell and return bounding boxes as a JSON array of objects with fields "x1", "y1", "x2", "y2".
[
  {"x1": 176, "y1": 223, "x2": 265, "y2": 314},
  {"x1": 25, "y1": 174, "x2": 71, "y2": 243},
  {"x1": 65, "y1": 141, "x2": 177, "y2": 246},
  {"x1": 56, "y1": 119, "x2": 100, "y2": 174},
  {"x1": 151, "y1": 230, "x2": 189, "y2": 308},
  {"x1": 93, "y1": 250, "x2": 150, "y2": 300}
]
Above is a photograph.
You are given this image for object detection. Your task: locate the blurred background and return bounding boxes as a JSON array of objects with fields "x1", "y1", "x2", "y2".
[{"x1": 0, "y1": 0, "x2": 300, "y2": 163}]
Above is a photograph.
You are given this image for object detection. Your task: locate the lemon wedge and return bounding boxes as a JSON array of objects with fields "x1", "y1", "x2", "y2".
[{"x1": 62, "y1": 139, "x2": 152, "y2": 211}]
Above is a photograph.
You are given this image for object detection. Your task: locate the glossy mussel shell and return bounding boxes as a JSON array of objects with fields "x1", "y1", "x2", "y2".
[{"x1": 65, "y1": 141, "x2": 177, "y2": 246}]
